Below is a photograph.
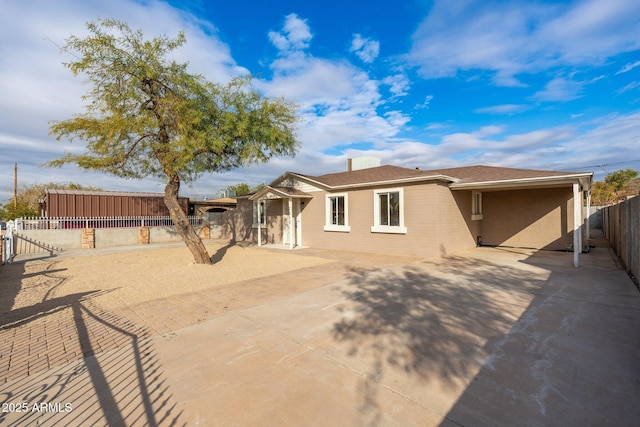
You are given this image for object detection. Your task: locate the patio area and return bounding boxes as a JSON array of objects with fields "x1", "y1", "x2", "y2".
[{"x1": 1, "y1": 233, "x2": 639, "y2": 426}]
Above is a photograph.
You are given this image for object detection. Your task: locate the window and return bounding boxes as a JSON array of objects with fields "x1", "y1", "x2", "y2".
[
  {"x1": 472, "y1": 191, "x2": 483, "y2": 220},
  {"x1": 371, "y1": 188, "x2": 407, "y2": 234},
  {"x1": 324, "y1": 193, "x2": 350, "y2": 232},
  {"x1": 253, "y1": 200, "x2": 266, "y2": 227}
]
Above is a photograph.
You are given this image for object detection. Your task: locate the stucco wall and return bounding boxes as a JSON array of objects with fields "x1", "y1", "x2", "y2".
[
  {"x1": 94, "y1": 227, "x2": 139, "y2": 247},
  {"x1": 294, "y1": 183, "x2": 445, "y2": 258},
  {"x1": 478, "y1": 187, "x2": 574, "y2": 250},
  {"x1": 437, "y1": 186, "x2": 479, "y2": 255},
  {"x1": 220, "y1": 184, "x2": 576, "y2": 256},
  {"x1": 13, "y1": 229, "x2": 82, "y2": 253},
  {"x1": 14, "y1": 225, "x2": 210, "y2": 254},
  {"x1": 221, "y1": 200, "x2": 253, "y2": 242}
]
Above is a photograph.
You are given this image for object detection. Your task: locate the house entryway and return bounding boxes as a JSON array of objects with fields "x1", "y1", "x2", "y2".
[{"x1": 282, "y1": 198, "x2": 301, "y2": 248}]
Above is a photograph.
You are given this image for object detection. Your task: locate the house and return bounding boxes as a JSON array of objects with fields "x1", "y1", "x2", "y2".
[{"x1": 221, "y1": 162, "x2": 593, "y2": 266}]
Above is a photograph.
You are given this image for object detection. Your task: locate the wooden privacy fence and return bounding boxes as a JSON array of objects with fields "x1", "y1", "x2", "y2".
[{"x1": 603, "y1": 196, "x2": 640, "y2": 282}]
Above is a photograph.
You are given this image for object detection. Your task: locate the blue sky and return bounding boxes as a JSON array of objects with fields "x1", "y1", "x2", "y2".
[{"x1": 1, "y1": 0, "x2": 639, "y2": 202}]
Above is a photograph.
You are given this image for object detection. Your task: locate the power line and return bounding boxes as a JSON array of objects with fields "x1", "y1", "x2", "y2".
[{"x1": 570, "y1": 159, "x2": 640, "y2": 172}]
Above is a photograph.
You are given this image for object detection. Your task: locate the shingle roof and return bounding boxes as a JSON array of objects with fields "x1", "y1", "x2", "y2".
[
  {"x1": 295, "y1": 165, "x2": 454, "y2": 187},
  {"x1": 291, "y1": 164, "x2": 591, "y2": 189}
]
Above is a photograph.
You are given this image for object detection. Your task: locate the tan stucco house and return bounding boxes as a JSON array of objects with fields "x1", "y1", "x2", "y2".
[{"x1": 221, "y1": 163, "x2": 593, "y2": 266}]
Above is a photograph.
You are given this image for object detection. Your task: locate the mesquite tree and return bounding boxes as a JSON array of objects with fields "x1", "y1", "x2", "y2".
[{"x1": 49, "y1": 19, "x2": 299, "y2": 264}]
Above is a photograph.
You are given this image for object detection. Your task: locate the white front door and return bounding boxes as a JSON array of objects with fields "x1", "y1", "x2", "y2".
[{"x1": 282, "y1": 198, "x2": 301, "y2": 247}]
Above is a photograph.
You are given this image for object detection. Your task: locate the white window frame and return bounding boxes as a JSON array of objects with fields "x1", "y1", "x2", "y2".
[
  {"x1": 472, "y1": 191, "x2": 483, "y2": 220},
  {"x1": 371, "y1": 187, "x2": 407, "y2": 234},
  {"x1": 252, "y1": 199, "x2": 267, "y2": 228},
  {"x1": 324, "y1": 193, "x2": 350, "y2": 232}
]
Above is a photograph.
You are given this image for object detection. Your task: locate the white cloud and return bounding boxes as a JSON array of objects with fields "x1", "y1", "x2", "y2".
[
  {"x1": 337, "y1": 111, "x2": 640, "y2": 175},
  {"x1": 530, "y1": 77, "x2": 585, "y2": 102},
  {"x1": 350, "y1": 34, "x2": 380, "y2": 63},
  {"x1": 474, "y1": 104, "x2": 530, "y2": 114},
  {"x1": 408, "y1": 0, "x2": 640, "y2": 85},
  {"x1": 618, "y1": 81, "x2": 640, "y2": 94},
  {"x1": 382, "y1": 73, "x2": 410, "y2": 97},
  {"x1": 0, "y1": 0, "x2": 247, "y2": 201},
  {"x1": 616, "y1": 60, "x2": 640, "y2": 75},
  {"x1": 268, "y1": 14, "x2": 312, "y2": 53},
  {"x1": 414, "y1": 95, "x2": 434, "y2": 110},
  {"x1": 258, "y1": 17, "x2": 410, "y2": 154}
]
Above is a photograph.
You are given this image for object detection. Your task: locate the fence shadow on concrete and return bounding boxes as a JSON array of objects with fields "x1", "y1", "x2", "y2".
[
  {"x1": 332, "y1": 253, "x2": 546, "y2": 425},
  {"x1": 439, "y1": 246, "x2": 640, "y2": 426},
  {"x1": 0, "y1": 262, "x2": 186, "y2": 426}
]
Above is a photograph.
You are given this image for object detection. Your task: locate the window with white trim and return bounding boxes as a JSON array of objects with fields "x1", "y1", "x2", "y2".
[
  {"x1": 371, "y1": 188, "x2": 407, "y2": 234},
  {"x1": 252, "y1": 200, "x2": 266, "y2": 227},
  {"x1": 472, "y1": 191, "x2": 483, "y2": 220},
  {"x1": 324, "y1": 193, "x2": 350, "y2": 232}
]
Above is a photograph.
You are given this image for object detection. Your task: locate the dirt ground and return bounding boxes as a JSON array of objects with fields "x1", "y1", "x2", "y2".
[{"x1": 1, "y1": 241, "x2": 334, "y2": 312}]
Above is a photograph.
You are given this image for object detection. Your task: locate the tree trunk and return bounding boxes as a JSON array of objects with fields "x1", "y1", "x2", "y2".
[{"x1": 164, "y1": 175, "x2": 212, "y2": 265}]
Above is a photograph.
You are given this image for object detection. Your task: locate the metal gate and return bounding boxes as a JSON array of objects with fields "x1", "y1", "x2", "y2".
[{"x1": 2, "y1": 225, "x2": 14, "y2": 264}]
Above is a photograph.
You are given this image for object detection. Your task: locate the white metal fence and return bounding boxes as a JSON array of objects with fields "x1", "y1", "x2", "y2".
[{"x1": 14, "y1": 216, "x2": 203, "y2": 230}]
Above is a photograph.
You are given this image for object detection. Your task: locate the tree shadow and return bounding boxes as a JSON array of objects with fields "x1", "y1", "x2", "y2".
[
  {"x1": 332, "y1": 254, "x2": 546, "y2": 424},
  {"x1": 211, "y1": 241, "x2": 236, "y2": 264},
  {"x1": 0, "y1": 262, "x2": 186, "y2": 426}
]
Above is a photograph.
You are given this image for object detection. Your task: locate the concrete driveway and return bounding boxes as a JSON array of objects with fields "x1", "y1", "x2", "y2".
[{"x1": 1, "y1": 234, "x2": 639, "y2": 426}]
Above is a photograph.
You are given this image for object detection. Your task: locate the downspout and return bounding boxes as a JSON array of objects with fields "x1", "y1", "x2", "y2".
[{"x1": 573, "y1": 182, "x2": 581, "y2": 267}]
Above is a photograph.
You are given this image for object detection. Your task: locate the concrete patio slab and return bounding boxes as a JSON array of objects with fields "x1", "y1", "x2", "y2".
[
  {"x1": 1, "y1": 233, "x2": 639, "y2": 426},
  {"x1": 153, "y1": 237, "x2": 640, "y2": 426}
]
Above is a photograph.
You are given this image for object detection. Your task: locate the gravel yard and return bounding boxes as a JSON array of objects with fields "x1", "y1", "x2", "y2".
[{"x1": 1, "y1": 240, "x2": 334, "y2": 312}]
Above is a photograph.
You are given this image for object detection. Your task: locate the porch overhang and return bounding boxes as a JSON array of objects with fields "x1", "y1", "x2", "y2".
[
  {"x1": 249, "y1": 186, "x2": 313, "y2": 201},
  {"x1": 249, "y1": 186, "x2": 313, "y2": 250}
]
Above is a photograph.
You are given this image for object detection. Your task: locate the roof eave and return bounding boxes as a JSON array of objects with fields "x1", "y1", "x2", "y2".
[
  {"x1": 449, "y1": 173, "x2": 593, "y2": 190},
  {"x1": 283, "y1": 173, "x2": 458, "y2": 190}
]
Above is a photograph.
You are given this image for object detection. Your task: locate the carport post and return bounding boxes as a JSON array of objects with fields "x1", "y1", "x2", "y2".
[
  {"x1": 586, "y1": 190, "x2": 591, "y2": 241},
  {"x1": 573, "y1": 182, "x2": 581, "y2": 267}
]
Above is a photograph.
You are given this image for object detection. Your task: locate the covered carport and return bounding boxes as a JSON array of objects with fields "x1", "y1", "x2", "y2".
[{"x1": 450, "y1": 172, "x2": 593, "y2": 267}]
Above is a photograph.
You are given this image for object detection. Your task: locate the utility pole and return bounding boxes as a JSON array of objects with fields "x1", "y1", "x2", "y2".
[{"x1": 14, "y1": 163, "x2": 17, "y2": 209}]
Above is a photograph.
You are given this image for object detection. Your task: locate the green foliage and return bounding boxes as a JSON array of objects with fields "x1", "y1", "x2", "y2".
[
  {"x1": 251, "y1": 183, "x2": 268, "y2": 193},
  {"x1": 224, "y1": 182, "x2": 268, "y2": 196},
  {"x1": 225, "y1": 183, "x2": 251, "y2": 196},
  {"x1": 604, "y1": 168, "x2": 639, "y2": 191},
  {"x1": 0, "y1": 199, "x2": 38, "y2": 220},
  {"x1": 590, "y1": 181, "x2": 616, "y2": 206},
  {"x1": 46, "y1": 19, "x2": 300, "y2": 264},
  {"x1": 48, "y1": 18, "x2": 300, "y2": 184},
  {"x1": 591, "y1": 168, "x2": 640, "y2": 206}
]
